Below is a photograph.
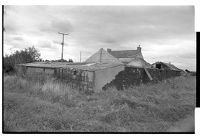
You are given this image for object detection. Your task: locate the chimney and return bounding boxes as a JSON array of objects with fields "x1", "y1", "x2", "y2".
[
  {"x1": 107, "y1": 48, "x2": 111, "y2": 53},
  {"x1": 137, "y1": 45, "x2": 141, "y2": 52}
]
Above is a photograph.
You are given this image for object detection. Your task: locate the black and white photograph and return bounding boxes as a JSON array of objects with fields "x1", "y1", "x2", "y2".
[{"x1": 2, "y1": 5, "x2": 196, "y2": 133}]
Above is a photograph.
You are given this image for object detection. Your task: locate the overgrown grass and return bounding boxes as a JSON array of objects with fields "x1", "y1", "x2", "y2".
[{"x1": 3, "y1": 75, "x2": 196, "y2": 132}]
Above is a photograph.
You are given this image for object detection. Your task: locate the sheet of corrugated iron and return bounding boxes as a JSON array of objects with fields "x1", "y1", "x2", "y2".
[{"x1": 17, "y1": 62, "x2": 124, "y2": 71}]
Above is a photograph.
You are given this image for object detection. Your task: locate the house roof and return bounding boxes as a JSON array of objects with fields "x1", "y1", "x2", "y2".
[
  {"x1": 85, "y1": 48, "x2": 122, "y2": 64},
  {"x1": 109, "y1": 50, "x2": 143, "y2": 59}
]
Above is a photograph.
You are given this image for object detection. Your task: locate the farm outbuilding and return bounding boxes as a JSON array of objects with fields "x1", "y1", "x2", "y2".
[
  {"x1": 16, "y1": 46, "x2": 182, "y2": 93},
  {"x1": 17, "y1": 61, "x2": 125, "y2": 93},
  {"x1": 56, "y1": 62, "x2": 125, "y2": 92},
  {"x1": 152, "y1": 61, "x2": 182, "y2": 71},
  {"x1": 103, "y1": 66, "x2": 181, "y2": 90}
]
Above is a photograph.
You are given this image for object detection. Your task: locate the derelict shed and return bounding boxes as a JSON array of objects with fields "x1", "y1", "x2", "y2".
[
  {"x1": 16, "y1": 61, "x2": 125, "y2": 93},
  {"x1": 16, "y1": 62, "x2": 74, "y2": 77},
  {"x1": 16, "y1": 62, "x2": 95, "y2": 93},
  {"x1": 103, "y1": 66, "x2": 182, "y2": 90},
  {"x1": 59, "y1": 62, "x2": 124, "y2": 92},
  {"x1": 152, "y1": 62, "x2": 182, "y2": 71}
]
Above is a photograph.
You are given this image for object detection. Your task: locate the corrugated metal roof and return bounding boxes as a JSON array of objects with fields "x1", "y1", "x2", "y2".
[
  {"x1": 62, "y1": 62, "x2": 124, "y2": 71},
  {"x1": 17, "y1": 62, "x2": 124, "y2": 71},
  {"x1": 17, "y1": 62, "x2": 81, "y2": 68}
]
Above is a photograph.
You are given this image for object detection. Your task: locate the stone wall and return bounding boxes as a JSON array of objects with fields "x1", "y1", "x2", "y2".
[{"x1": 103, "y1": 66, "x2": 181, "y2": 90}]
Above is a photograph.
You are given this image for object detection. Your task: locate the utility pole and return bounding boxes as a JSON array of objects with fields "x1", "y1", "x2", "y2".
[
  {"x1": 58, "y1": 32, "x2": 69, "y2": 61},
  {"x1": 80, "y1": 51, "x2": 82, "y2": 62}
]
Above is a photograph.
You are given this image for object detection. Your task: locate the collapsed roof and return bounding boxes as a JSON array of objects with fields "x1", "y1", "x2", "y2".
[
  {"x1": 127, "y1": 58, "x2": 152, "y2": 68},
  {"x1": 152, "y1": 62, "x2": 182, "y2": 71}
]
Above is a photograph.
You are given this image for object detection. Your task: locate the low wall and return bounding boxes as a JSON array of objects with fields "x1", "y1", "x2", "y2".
[{"x1": 103, "y1": 66, "x2": 181, "y2": 90}]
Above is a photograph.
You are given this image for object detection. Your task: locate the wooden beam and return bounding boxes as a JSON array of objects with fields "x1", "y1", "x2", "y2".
[{"x1": 144, "y1": 67, "x2": 153, "y2": 81}]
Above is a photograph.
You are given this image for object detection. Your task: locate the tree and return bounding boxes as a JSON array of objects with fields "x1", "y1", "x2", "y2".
[
  {"x1": 68, "y1": 59, "x2": 73, "y2": 62},
  {"x1": 4, "y1": 46, "x2": 41, "y2": 73}
]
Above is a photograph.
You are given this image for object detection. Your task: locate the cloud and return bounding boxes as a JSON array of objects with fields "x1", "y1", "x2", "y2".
[
  {"x1": 37, "y1": 40, "x2": 54, "y2": 49},
  {"x1": 3, "y1": 6, "x2": 196, "y2": 71},
  {"x1": 66, "y1": 6, "x2": 194, "y2": 44},
  {"x1": 39, "y1": 19, "x2": 73, "y2": 34},
  {"x1": 13, "y1": 36, "x2": 24, "y2": 41}
]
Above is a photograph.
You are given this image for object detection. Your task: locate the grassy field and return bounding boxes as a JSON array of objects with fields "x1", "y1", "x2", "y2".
[{"x1": 3, "y1": 75, "x2": 196, "y2": 132}]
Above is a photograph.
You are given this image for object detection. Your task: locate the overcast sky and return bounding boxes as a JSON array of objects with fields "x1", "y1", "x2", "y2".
[{"x1": 4, "y1": 6, "x2": 196, "y2": 71}]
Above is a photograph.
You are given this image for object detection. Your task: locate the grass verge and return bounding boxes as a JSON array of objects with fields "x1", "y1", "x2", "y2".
[{"x1": 3, "y1": 75, "x2": 196, "y2": 132}]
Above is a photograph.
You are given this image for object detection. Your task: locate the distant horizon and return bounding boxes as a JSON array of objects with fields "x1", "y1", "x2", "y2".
[{"x1": 3, "y1": 6, "x2": 196, "y2": 71}]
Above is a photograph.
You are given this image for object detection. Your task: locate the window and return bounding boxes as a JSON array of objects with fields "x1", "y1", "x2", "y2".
[{"x1": 156, "y1": 64, "x2": 161, "y2": 69}]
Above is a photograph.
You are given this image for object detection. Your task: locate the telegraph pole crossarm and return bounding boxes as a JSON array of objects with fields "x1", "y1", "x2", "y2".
[{"x1": 58, "y1": 32, "x2": 69, "y2": 61}]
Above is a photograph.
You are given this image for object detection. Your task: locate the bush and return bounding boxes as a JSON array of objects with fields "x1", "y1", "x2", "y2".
[{"x1": 4, "y1": 46, "x2": 41, "y2": 74}]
